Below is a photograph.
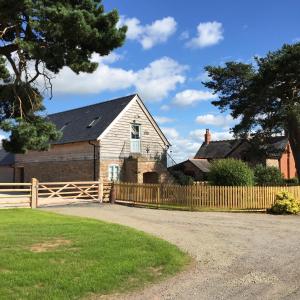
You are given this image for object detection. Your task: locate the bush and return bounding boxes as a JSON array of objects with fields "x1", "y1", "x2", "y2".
[
  {"x1": 254, "y1": 165, "x2": 284, "y2": 186},
  {"x1": 268, "y1": 191, "x2": 300, "y2": 214},
  {"x1": 172, "y1": 171, "x2": 194, "y2": 186},
  {"x1": 284, "y1": 177, "x2": 299, "y2": 185},
  {"x1": 208, "y1": 159, "x2": 254, "y2": 186}
]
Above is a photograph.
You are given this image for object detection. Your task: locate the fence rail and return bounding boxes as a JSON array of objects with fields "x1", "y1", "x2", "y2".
[
  {"x1": 0, "y1": 182, "x2": 32, "y2": 208},
  {"x1": 0, "y1": 179, "x2": 112, "y2": 208},
  {"x1": 115, "y1": 183, "x2": 300, "y2": 210}
]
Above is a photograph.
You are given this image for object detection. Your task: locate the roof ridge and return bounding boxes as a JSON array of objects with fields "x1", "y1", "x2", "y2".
[{"x1": 48, "y1": 94, "x2": 136, "y2": 117}]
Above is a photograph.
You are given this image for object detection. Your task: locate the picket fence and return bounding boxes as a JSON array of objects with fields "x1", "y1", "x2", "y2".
[{"x1": 114, "y1": 182, "x2": 300, "y2": 210}]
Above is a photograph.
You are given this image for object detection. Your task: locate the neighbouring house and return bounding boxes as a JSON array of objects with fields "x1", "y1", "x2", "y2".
[
  {"x1": 0, "y1": 145, "x2": 15, "y2": 182},
  {"x1": 11, "y1": 94, "x2": 173, "y2": 183},
  {"x1": 168, "y1": 159, "x2": 210, "y2": 181},
  {"x1": 194, "y1": 129, "x2": 296, "y2": 179}
]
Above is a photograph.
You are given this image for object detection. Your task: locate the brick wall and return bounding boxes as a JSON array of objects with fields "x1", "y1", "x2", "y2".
[
  {"x1": 20, "y1": 160, "x2": 94, "y2": 182},
  {"x1": 279, "y1": 144, "x2": 297, "y2": 179}
]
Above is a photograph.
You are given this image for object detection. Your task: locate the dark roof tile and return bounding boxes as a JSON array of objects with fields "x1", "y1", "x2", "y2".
[{"x1": 48, "y1": 94, "x2": 136, "y2": 144}]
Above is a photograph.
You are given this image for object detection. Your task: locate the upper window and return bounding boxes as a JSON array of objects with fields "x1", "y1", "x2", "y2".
[{"x1": 131, "y1": 124, "x2": 141, "y2": 139}]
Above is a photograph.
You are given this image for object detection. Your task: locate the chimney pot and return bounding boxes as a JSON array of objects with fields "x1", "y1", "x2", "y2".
[{"x1": 204, "y1": 129, "x2": 211, "y2": 145}]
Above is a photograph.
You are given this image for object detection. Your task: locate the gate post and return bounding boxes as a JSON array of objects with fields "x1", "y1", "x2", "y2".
[
  {"x1": 109, "y1": 182, "x2": 116, "y2": 204},
  {"x1": 31, "y1": 178, "x2": 39, "y2": 208},
  {"x1": 98, "y1": 178, "x2": 103, "y2": 203}
]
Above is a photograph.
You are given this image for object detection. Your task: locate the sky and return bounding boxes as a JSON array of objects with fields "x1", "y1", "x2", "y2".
[{"x1": 3, "y1": 0, "x2": 300, "y2": 162}]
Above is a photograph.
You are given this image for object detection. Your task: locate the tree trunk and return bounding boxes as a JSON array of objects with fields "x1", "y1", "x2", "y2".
[{"x1": 287, "y1": 113, "x2": 300, "y2": 179}]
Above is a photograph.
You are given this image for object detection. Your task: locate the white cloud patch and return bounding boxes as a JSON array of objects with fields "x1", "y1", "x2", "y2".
[
  {"x1": 134, "y1": 57, "x2": 187, "y2": 101},
  {"x1": 52, "y1": 56, "x2": 187, "y2": 102},
  {"x1": 160, "y1": 104, "x2": 170, "y2": 111},
  {"x1": 119, "y1": 16, "x2": 177, "y2": 49},
  {"x1": 187, "y1": 21, "x2": 224, "y2": 48},
  {"x1": 195, "y1": 114, "x2": 234, "y2": 128},
  {"x1": 179, "y1": 30, "x2": 189, "y2": 40},
  {"x1": 189, "y1": 129, "x2": 233, "y2": 143},
  {"x1": 161, "y1": 127, "x2": 200, "y2": 162},
  {"x1": 154, "y1": 116, "x2": 175, "y2": 124},
  {"x1": 161, "y1": 127, "x2": 180, "y2": 140},
  {"x1": 173, "y1": 89, "x2": 216, "y2": 106}
]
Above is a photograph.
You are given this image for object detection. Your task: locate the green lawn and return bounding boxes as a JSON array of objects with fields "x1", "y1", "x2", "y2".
[{"x1": 0, "y1": 209, "x2": 189, "y2": 300}]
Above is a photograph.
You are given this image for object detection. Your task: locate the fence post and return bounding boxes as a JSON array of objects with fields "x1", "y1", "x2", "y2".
[
  {"x1": 157, "y1": 185, "x2": 160, "y2": 208},
  {"x1": 98, "y1": 178, "x2": 103, "y2": 203},
  {"x1": 109, "y1": 182, "x2": 116, "y2": 204},
  {"x1": 31, "y1": 178, "x2": 38, "y2": 209}
]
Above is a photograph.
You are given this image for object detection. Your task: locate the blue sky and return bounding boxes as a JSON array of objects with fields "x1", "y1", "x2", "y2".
[{"x1": 6, "y1": 0, "x2": 300, "y2": 161}]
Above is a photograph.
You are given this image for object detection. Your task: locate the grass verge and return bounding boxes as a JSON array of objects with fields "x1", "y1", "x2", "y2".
[{"x1": 0, "y1": 209, "x2": 189, "y2": 299}]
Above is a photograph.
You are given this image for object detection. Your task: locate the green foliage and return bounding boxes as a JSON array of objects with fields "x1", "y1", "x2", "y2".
[
  {"x1": 172, "y1": 170, "x2": 194, "y2": 186},
  {"x1": 0, "y1": 209, "x2": 189, "y2": 299},
  {"x1": 204, "y1": 43, "x2": 300, "y2": 177},
  {"x1": 254, "y1": 164, "x2": 284, "y2": 186},
  {"x1": 284, "y1": 177, "x2": 299, "y2": 185},
  {"x1": 208, "y1": 158, "x2": 254, "y2": 186},
  {"x1": 268, "y1": 191, "x2": 300, "y2": 214},
  {"x1": 0, "y1": 0, "x2": 126, "y2": 152},
  {"x1": 1, "y1": 117, "x2": 62, "y2": 153}
]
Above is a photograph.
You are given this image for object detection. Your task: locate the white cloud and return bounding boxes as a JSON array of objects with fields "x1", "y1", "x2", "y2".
[
  {"x1": 135, "y1": 57, "x2": 187, "y2": 101},
  {"x1": 161, "y1": 127, "x2": 180, "y2": 140},
  {"x1": 179, "y1": 30, "x2": 189, "y2": 40},
  {"x1": 173, "y1": 89, "x2": 216, "y2": 106},
  {"x1": 52, "y1": 56, "x2": 187, "y2": 102},
  {"x1": 154, "y1": 116, "x2": 175, "y2": 124},
  {"x1": 160, "y1": 104, "x2": 170, "y2": 111},
  {"x1": 120, "y1": 16, "x2": 177, "y2": 49},
  {"x1": 195, "y1": 114, "x2": 234, "y2": 127},
  {"x1": 189, "y1": 129, "x2": 233, "y2": 143},
  {"x1": 187, "y1": 21, "x2": 224, "y2": 48}
]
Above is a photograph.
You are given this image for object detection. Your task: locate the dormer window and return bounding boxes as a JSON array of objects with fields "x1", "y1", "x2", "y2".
[{"x1": 87, "y1": 116, "x2": 101, "y2": 128}]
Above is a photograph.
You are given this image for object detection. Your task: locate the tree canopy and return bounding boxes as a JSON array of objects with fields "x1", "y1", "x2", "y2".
[
  {"x1": 0, "y1": 0, "x2": 126, "y2": 153},
  {"x1": 204, "y1": 43, "x2": 300, "y2": 177}
]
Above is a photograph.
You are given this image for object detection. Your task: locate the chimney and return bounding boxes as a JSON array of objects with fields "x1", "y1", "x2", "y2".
[{"x1": 204, "y1": 129, "x2": 211, "y2": 145}]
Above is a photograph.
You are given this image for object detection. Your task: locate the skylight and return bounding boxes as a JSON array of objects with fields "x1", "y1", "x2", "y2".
[
  {"x1": 60, "y1": 122, "x2": 70, "y2": 131},
  {"x1": 87, "y1": 116, "x2": 101, "y2": 128}
]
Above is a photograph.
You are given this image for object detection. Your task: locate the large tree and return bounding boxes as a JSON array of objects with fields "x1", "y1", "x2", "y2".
[
  {"x1": 204, "y1": 43, "x2": 300, "y2": 177},
  {"x1": 0, "y1": 0, "x2": 126, "y2": 153}
]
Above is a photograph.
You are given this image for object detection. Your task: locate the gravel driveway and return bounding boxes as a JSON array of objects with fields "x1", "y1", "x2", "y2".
[{"x1": 43, "y1": 204, "x2": 300, "y2": 300}]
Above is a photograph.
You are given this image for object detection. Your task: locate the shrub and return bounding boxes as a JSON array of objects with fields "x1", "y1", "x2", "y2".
[
  {"x1": 284, "y1": 177, "x2": 299, "y2": 186},
  {"x1": 208, "y1": 159, "x2": 254, "y2": 186},
  {"x1": 254, "y1": 164, "x2": 284, "y2": 186},
  {"x1": 172, "y1": 171, "x2": 194, "y2": 186},
  {"x1": 268, "y1": 191, "x2": 300, "y2": 214}
]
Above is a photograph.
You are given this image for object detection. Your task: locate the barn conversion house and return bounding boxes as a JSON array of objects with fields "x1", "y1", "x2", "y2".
[{"x1": 1, "y1": 94, "x2": 173, "y2": 184}]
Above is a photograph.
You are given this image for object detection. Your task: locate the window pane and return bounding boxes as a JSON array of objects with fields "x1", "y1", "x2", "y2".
[{"x1": 131, "y1": 124, "x2": 140, "y2": 139}]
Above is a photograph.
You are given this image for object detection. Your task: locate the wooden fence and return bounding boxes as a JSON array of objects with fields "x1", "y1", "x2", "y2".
[
  {"x1": 115, "y1": 182, "x2": 300, "y2": 211},
  {"x1": 0, "y1": 182, "x2": 32, "y2": 208},
  {"x1": 0, "y1": 179, "x2": 112, "y2": 209}
]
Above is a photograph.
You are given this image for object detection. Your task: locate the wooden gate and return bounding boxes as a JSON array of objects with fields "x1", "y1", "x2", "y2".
[{"x1": 37, "y1": 181, "x2": 102, "y2": 207}]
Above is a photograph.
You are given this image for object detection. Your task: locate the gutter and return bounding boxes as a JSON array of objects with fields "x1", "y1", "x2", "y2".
[{"x1": 88, "y1": 140, "x2": 101, "y2": 181}]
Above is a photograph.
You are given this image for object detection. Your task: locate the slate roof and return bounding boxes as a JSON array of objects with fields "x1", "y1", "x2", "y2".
[
  {"x1": 264, "y1": 136, "x2": 289, "y2": 158},
  {"x1": 0, "y1": 146, "x2": 15, "y2": 166},
  {"x1": 195, "y1": 139, "x2": 243, "y2": 159},
  {"x1": 48, "y1": 94, "x2": 135, "y2": 144},
  {"x1": 189, "y1": 159, "x2": 211, "y2": 173},
  {"x1": 169, "y1": 159, "x2": 211, "y2": 173},
  {"x1": 195, "y1": 136, "x2": 288, "y2": 160}
]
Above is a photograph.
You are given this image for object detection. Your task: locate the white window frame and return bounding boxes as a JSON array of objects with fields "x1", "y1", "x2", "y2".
[
  {"x1": 108, "y1": 164, "x2": 120, "y2": 182},
  {"x1": 130, "y1": 123, "x2": 141, "y2": 153}
]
